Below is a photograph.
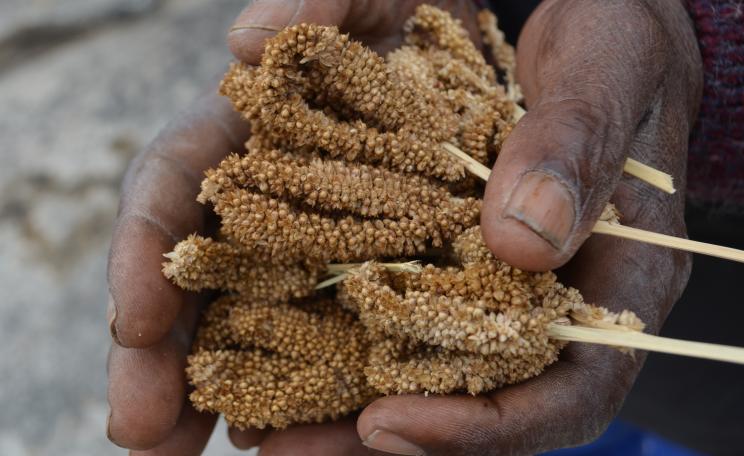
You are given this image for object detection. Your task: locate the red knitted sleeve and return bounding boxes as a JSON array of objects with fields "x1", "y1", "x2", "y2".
[{"x1": 684, "y1": 1, "x2": 744, "y2": 214}]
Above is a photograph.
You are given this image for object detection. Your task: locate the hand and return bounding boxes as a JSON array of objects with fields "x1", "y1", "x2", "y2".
[
  {"x1": 106, "y1": 90, "x2": 255, "y2": 453},
  {"x1": 106, "y1": 0, "x2": 482, "y2": 454},
  {"x1": 106, "y1": 0, "x2": 704, "y2": 454},
  {"x1": 358, "y1": 0, "x2": 702, "y2": 455}
]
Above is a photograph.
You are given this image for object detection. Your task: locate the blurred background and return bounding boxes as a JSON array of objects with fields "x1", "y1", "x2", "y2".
[{"x1": 0, "y1": 0, "x2": 247, "y2": 454}]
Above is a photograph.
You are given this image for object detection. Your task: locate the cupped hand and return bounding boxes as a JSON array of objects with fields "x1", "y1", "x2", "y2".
[
  {"x1": 106, "y1": 0, "x2": 481, "y2": 454},
  {"x1": 106, "y1": 90, "x2": 253, "y2": 453},
  {"x1": 106, "y1": 0, "x2": 704, "y2": 454}
]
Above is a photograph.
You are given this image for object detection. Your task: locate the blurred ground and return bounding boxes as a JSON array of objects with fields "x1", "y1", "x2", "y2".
[{"x1": 0, "y1": 0, "x2": 251, "y2": 454}]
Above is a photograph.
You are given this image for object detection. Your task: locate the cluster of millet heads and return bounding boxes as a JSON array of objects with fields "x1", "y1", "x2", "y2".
[{"x1": 161, "y1": 5, "x2": 642, "y2": 430}]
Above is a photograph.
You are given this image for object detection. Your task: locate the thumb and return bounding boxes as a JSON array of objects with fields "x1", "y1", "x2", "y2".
[
  {"x1": 227, "y1": 1, "x2": 482, "y2": 65},
  {"x1": 227, "y1": 0, "x2": 434, "y2": 65},
  {"x1": 480, "y1": 0, "x2": 666, "y2": 271},
  {"x1": 227, "y1": 0, "x2": 353, "y2": 65}
]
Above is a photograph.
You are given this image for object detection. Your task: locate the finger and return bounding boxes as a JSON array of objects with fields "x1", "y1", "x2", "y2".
[
  {"x1": 481, "y1": 0, "x2": 669, "y2": 271},
  {"x1": 107, "y1": 301, "x2": 200, "y2": 450},
  {"x1": 358, "y1": 342, "x2": 635, "y2": 456},
  {"x1": 228, "y1": 0, "x2": 353, "y2": 65},
  {"x1": 257, "y1": 417, "x2": 368, "y2": 456},
  {"x1": 129, "y1": 404, "x2": 218, "y2": 456},
  {"x1": 227, "y1": 0, "x2": 483, "y2": 64},
  {"x1": 108, "y1": 90, "x2": 249, "y2": 348},
  {"x1": 228, "y1": 426, "x2": 270, "y2": 450}
]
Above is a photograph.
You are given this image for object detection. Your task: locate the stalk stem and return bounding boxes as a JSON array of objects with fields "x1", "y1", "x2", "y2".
[
  {"x1": 441, "y1": 143, "x2": 744, "y2": 263},
  {"x1": 471, "y1": 109, "x2": 676, "y2": 194},
  {"x1": 547, "y1": 324, "x2": 744, "y2": 365}
]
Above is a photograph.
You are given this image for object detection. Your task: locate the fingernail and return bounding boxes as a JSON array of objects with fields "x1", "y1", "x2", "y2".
[
  {"x1": 503, "y1": 171, "x2": 576, "y2": 250},
  {"x1": 362, "y1": 430, "x2": 425, "y2": 456},
  {"x1": 107, "y1": 294, "x2": 120, "y2": 345},
  {"x1": 106, "y1": 409, "x2": 122, "y2": 448},
  {"x1": 229, "y1": 0, "x2": 300, "y2": 36}
]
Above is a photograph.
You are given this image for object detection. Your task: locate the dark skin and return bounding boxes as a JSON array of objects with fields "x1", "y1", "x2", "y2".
[{"x1": 106, "y1": 0, "x2": 703, "y2": 454}]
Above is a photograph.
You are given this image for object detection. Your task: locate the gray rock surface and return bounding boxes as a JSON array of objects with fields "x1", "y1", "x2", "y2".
[
  {"x1": 0, "y1": 0, "x2": 252, "y2": 454},
  {"x1": 0, "y1": 0, "x2": 161, "y2": 39}
]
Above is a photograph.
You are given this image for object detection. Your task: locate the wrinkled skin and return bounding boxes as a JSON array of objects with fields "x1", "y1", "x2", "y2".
[{"x1": 106, "y1": 0, "x2": 702, "y2": 454}]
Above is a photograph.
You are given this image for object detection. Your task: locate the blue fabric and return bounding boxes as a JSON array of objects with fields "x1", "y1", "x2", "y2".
[{"x1": 541, "y1": 421, "x2": 705, "y2": 456}]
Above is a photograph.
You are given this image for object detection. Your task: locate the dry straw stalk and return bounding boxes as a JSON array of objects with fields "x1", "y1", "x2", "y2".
[
  {"x1": 441, "y1": 142, "x2": 744, "y2": 263},
  {"x1": 510, "y1": 106, "x2": 675, "y2": 193}
]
